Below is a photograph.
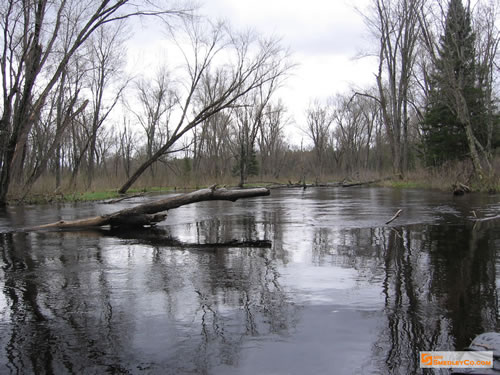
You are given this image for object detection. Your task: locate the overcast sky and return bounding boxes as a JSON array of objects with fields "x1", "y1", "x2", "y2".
[{"x1": 127, "y1": 0, "x2": 377, "y2": 143}]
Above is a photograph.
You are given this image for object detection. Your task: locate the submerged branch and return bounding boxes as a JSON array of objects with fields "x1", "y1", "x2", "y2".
[{"x1": 386, "y1": 209, "x2": 403, "y2": 225}]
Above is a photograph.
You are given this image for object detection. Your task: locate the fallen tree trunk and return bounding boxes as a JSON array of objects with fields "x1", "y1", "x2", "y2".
[
  {"x1": 265, "y1": 177, "x2": 393, "y2": 189},
  {"x1": 27, "y1": 186, "x2": 270, "y2": 231},
  {"x1": 341, "y1": 176, "x2": 393, "y2": 187}
]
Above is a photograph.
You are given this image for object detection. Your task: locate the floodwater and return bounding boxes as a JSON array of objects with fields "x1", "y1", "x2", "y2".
[{"x1": 0, "y1": 187, "x2": 499, "y2": 374}]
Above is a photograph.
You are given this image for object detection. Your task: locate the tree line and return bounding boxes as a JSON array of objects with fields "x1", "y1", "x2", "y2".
[{"x1": 0, "y1": 0, "x2": 499, "y2": 205}]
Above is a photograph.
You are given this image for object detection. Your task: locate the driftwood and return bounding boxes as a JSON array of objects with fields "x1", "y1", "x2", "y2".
[
  {"x1": 453, "y1": 182, "x2": 472, "y2": 195},
  {"x1": 472, "y1": 214, "x2": 500, "y2": 223},
  {"x1": 265, "y1": 176, "x2": 393, "y2": 189},
  {"x1": 26, "y1": 186, "x2": 270, "y2": 231},
  {"x1": 386, "y1": 209, "x2": 402, "y2": 225},
  {"x1": 471, "y1": 214, "x2": 500, "y2": 232}
]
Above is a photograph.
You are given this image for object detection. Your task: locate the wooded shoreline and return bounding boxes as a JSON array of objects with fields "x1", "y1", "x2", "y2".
[{"x1": 9, "y1": 173, "x2": 496, "y2": 206}]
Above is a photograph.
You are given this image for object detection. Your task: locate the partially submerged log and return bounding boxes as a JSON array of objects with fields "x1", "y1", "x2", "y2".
[
  {"x1": 453, "y1": 182, "x2": 472, "y2": 195},
  {"x1": 27, "y1": 186, "x2": 270, "y2": 231},
  {"x1": 265, "y1": 176, "x2": 393, "y2": 189}
]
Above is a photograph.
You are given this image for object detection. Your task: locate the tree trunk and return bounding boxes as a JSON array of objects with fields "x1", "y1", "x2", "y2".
[
  {"x1": 26, "y1": 186, "x2": 270, "y2": 231},
  {"x1": 455, "y1": 92, "x2": 485, "y2": 180}
]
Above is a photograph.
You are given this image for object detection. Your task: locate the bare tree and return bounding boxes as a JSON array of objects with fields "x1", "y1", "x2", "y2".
[
  {"x1": 85, "y1": 21, "x2": 129, "y2": 188},
  {"x1": 331, "y1": 94, "x2": 372, "y2": 175},
  {"x1": 130, "y1": 68, "x2": 176, "y2": 179},
  {"x1": 305, "y1": 100, "x2": 332, "y2": 182},
  {"x1": 364, "y1": 0, "x2": 422, "y2": 176},
  {"x1": 232, "y1": 79, "x2": 279, "y2": 187},
  {"x1": 117, "y1": 19, "x2": 292, "y2": 194},
  {"x1": 0, "y1": 0, "x2": 192, "y2": 204},
  {"x1": 192, "y1": 110, "x2": 233, "y2": 179},
  {"x1": 258, "y1": 100, "x2": 289, "y2": 179},
  {"x1": 113, "y1": 117, "x2": 138, "y2": 180}
]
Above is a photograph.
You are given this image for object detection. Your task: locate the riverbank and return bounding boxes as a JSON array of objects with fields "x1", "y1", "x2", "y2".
[{"x1": 9, "y1": 169, "x2": 500, "y2": 205}]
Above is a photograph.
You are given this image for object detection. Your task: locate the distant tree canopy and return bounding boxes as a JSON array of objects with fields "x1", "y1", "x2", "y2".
[{"x1": 421, "y1": 0, "x2": 497, "y2": 166}]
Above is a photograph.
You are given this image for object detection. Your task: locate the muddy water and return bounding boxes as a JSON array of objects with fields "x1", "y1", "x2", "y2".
[{"x1": 0, "y1": 187, "x2": 499, "y2": 374}]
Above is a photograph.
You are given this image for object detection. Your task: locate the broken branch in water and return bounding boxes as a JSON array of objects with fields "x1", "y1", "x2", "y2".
[
  {"x1": 472, "y1": 214, "x2": 500, "y2": 223},
  {"x1": 25, "y1": 186, "x2": 270, "y2": 231},
  {"x1": 386, "y1": 209, "x2": 402, "y2": 225}
]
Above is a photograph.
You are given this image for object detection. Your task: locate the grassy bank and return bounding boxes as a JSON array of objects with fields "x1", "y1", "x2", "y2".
[{"x1": 11, "y1": 161, "x2": 500, "y2": 205}]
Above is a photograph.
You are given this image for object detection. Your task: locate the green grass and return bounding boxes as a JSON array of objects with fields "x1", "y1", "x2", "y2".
[
  {"x1": 63, "y1": 191, "x2": 121, "y2": 202},
  {"x1": 128, "y1": 186, "x2": 177, "y2": 194},
  {"x1": 18, "y1": 186, "x2": 201, "y2": 205}
]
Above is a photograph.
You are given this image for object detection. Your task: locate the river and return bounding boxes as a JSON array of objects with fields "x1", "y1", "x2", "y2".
[{"x1": 0, "y1": 187, "x2": 499, "y2": 374}]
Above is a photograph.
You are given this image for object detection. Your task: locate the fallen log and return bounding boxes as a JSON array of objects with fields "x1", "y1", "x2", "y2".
[
  {"x1": 26, "y1": 186, "x2": 270, "y2": 231},
  {"x1": 453, "y1": 182, "x2": 472, "y2": 195},
  {"x1": 266, "y1": 181, "x2": 343, "y2": 189},
  {"x1": 342, "y1": 176, "x2": 393, "y2": 187}
]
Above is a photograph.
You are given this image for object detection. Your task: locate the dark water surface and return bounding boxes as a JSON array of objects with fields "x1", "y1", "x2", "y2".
[{"x1": 1, "y1": 187, "x2": 500, "y2": 374}]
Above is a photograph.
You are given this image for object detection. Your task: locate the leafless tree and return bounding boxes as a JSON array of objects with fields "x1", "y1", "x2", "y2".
[
  {"x1": 258, "y1": 100, "x2": 289, "y2": 179},
  {"x1": 117, "y1": 117, "x2": 137, "y2": 179},
  {"x1": 232, "y1": 78, "x2": 280, "y2": 187},
  {"x1": 364, "y1": 0, "x2": 422, "y2": 176},
  {"x1": 130, "y1": 68, "x2": 176, "y2": 179},
  {"x1": 305, "y1": 100, "x2": 332, "y2": 182},
  {"x1": 0, "y1": 0, "x2": 192, "y2": 204},
  {"x1": 192, "y1": 110, "x2": 233, "y2": 179},
  {"x1": 331, "y1": 94, "x2": 373, "y2": 175},
  {"x1": 117, "y1": 19, "x2": 292, "y2": 194},
  {"x1": 85, "y1": 21, "x2": 129, "y2": 188}
]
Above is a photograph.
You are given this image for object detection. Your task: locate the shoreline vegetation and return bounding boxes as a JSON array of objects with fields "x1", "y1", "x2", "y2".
[{"x1": 11, "y1": 170, "x2": 499, "y2": 205}]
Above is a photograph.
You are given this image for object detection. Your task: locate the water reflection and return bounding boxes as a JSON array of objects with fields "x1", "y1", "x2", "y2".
[
  {"x1": 0, "y1": 189, "x2": 498, "y2": 374},
  {"x1": 0, "y1": 221, "x2": 297, "y2": 374},
  {"x1": 377, "y1": 224, "x2": 496, "y2": 374},
  {"x1": 278, "y1": 221, "x2": 499, "y2": 374}
]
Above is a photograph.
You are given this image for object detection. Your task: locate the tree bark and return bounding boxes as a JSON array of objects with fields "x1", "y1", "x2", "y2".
[{"x1": 26, "y1": 186, "x2": 270, "y2": 231}]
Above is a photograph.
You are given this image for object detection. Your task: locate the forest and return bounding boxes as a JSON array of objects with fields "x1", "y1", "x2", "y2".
[{"x1": 0, "y1": 0, "x2": 499, "y2": 205}]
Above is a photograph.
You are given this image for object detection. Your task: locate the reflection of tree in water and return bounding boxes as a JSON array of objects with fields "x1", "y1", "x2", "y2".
[
  {"x1": 0, "y1": 210, "x2": 296, "y2": 374},
  {"x1": 184, "y1": 215, "x2": 296, "y2": 373},
  {"x1": 0, "y1": 232, "x2": 134, "y2": 374},
  {"x1": 375, "y1": 224, "x2": 497, "y2": 374},
  {"x1": 307, "y1": 223, "x2": 499, "y2": 374},
  {"x1": 190, "y1": 248, "x2": 295, "y2": 373}
]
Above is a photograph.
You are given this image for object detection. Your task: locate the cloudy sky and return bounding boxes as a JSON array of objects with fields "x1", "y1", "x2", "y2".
[{"x1": 127, "y1": 0, "x2": 377, "y2": 142}]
